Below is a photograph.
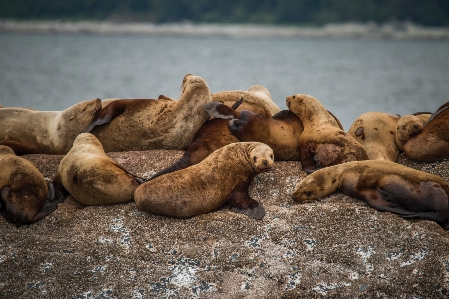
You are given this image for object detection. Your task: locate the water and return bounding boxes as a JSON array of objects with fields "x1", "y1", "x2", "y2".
[{"x1": 1, "y1": 32, "x2": 448, "y2": 129}]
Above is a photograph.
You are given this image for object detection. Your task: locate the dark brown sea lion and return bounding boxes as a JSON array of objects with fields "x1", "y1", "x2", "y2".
[
  {"x1": 291, "y1": 160, "x2": 449, "y2": 224},
  {"x1": 135, "y1": 142, "x2": 274, "y2": 220},
  {"x1": 53, "y1": 133, "x2": 143, "y2": 206},
  {"x1": 286, "y1": 94, "x2": 368, "y2": 173},
  {"x1": 212, "y1": 85, "x2": 280, "y2": 117},
  {"x1": 0, "y1": 145, "x2": 59, "y2": 226},
  {"x1": 149, "y1": 102, "x2": 302, "y2": 180},
  {"x1": 89, "y1": 74, "x2": 212, "y2": 151},
  {"x1": 0, "y1": 98, "x2": 102, "y2": 155},
  {"x1": 348, "y1": 112, "x2": 401, "y2": 161},
  {"x1": 395, "y1": 112, "x2": 432, "y2": 152}
]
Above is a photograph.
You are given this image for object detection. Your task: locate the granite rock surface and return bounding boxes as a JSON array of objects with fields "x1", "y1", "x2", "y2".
[{"x1": 1, "y1": 151, "x2": 449, "y2": 298}]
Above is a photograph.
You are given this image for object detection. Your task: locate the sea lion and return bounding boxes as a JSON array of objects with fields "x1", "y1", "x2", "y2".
[
  {"x1": 89, "y1": 74, "x2": 212, "y2": 151},
  {"x1": 403, "y1": 102, "x2": 449, "y2": 162},
  {"x1": 53, "y1": 133, "x2": 143, "y2": 206},
  {"x1": 286, "y1": 94, "x2": 368, "y2": 173},
  {"x1": 149, "y1": 103, "x2": 301, "y2": 180},
  {"x1": 0, "y1": 145, "x2": 59, "y2": 226},
  {"x1": 396, "y1": 112, "x2": 432, "y2": 152},
  {"x1": 348, "y1": 112, "x2": 401, "y2": 161},
  {"x1": 135, "y1": 142, "x2": 274, "y2": 220},
  {"x1": 291, "y1": 160, "x2": 449, "y2": 223},
  {"x1": 0, "y1": 98, "x2": 102, "y2": 155},
  {"x1": 212, "y1": 85, "x2": 280, "y2": 117}
]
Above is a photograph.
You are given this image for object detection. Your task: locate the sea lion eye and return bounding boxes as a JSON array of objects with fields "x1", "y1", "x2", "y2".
[
  {"x1": 270, "y1": 154, "x2": 274, "y2": 160},
  {"x1": 305, "y1": 190, "x2": 313, "y2": 196},
  {"x1": 253, "y1": 156, "x2": 257, "y2": 163}
]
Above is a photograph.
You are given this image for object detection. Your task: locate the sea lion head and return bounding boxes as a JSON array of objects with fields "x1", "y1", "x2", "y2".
[
  {"x1": 291, "y1": 170, "x2": 334, "y2": 203},
  {"x1": 71, "y1": 133, "x2": 104, "y2": 153},
  {"x1": 0, "y1": 145, "x2": 15, "y2": 156},
  {"x1": 243, "y1": 142, "x2": 274, "y2": 173},
  {"x1": 396, "y1": 114, "x2": 424, "y2": 149}
]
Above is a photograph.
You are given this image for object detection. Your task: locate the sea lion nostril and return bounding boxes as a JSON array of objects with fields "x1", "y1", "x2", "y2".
[
  {"x1": 413, "y1": 124, "x2": 419, "y2": 130},
  {"x1": 263, "y1": 160, "x2": 268, "y2": 166}
]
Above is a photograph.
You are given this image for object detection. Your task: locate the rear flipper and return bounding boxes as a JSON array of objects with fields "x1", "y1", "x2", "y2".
[
  {"x1": 226, "y1": 182, "x2": 265, "y2": 220},
  {"x1": 361, "y1": 188, "x2": 417, "y2": 218}
]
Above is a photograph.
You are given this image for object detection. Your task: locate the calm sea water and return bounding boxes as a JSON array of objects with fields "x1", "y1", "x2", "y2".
[{"x1": 1, "y1": 32, "x2": 448, "y2": 129}]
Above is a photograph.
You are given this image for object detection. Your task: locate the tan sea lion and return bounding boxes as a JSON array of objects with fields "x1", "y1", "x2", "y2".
[
  {"x1": 0, "y1": 98, "x2": 102, "y2": 155},
  {"x1": 396, "y1": 112, "x2": 432, "y2": 152},
  {"x1": 212, "y1": 85, "x2": 280, "y2": 117},
  {"x1": 403, "y1": 101, "x2": 449, "y2": 162},
  {"x1": 348, "y1": 112, "x2": 401, "y2": 161},
  {"x1": 291, "y1": 160, "x2": 449, "y2": 224},
  {"x1": 52, "y1": 133, "x2": 143, "y2": 206},
  {"x1": 135, "y1": 142, "x2": 274, "y2": 220},
  {"x1": 0, "y1": 145, "x2": 60, "y2": 226},
  {"x1": 286, "y1": 94, "x2": 368, "y2": 173},
  {"x1": 89, "y1": 74, "x2": 212, "y2": 151}
]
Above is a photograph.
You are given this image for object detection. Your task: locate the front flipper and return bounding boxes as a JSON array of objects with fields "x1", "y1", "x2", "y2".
[
  {"x1": 359, "y1": 188, "x2": 416, "y2": 218},
  {"x1": 226, "y1": 182, "x2": 265, "y2": 220},
  {"x1": 85, "y1": 100, "x2": 127, "y2": 132},
  {"x1": 50, "y1": 174, "x2": 70, "y2": 204}
]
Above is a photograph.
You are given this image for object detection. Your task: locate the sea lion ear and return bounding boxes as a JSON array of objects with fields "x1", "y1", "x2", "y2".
[{"x1": 204, "y1": 102, "x2": 240, "y2": 119}]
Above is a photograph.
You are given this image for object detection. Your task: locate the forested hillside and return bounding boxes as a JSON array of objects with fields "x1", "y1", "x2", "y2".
[{"x1": 1, "y1": 0, "x2": 448, "y2": 27}]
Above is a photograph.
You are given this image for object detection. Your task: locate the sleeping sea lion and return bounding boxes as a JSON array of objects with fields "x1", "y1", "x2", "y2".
[
  {"x1": 0, "y1": 145, "x2": 59, "y2": 226},
  {"x1": 395, "y1": 112, "x2": 432, "y2": 152},
  {"x1": 212, "y1": 85, "x2": 280, "y2": 117},
  {"x1": 348, "y1": 112, "x2": 401, "y2": 161},
  {"x1": 89, "y1": 74, "x2": 212, "y2": 151},
  {"x1": 291, "y1": 160, "x2": 449, "y2": 224},
  {"x1": 0, "y1": 98, "x2": 102, "y2": 155},
  {"x1": 286, "y1": 94, "x2": 368, "y2": 173},
  {"x1": 135, "y1": 142, "x2": 274, "y2": 220},
  {"x1": 403, "y1": 102, "x2": 449, "y2": 161},
  {"x1": 53, "y1": 133, "x2": 143, "y2": 206}
]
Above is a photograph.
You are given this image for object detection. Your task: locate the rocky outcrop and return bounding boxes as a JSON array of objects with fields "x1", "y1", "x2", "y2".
[{"x1": 1, "y1": 151, "x2": 448, "y2": 298}]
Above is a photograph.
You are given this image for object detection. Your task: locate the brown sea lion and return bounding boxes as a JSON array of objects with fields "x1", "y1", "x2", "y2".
[
  {"x1": 0, "y1": 98, "x2": 102, "y2": 155},
  {"x1": 348, "y1": 112, "x2": 401, "y2": 161},
  {"x1": 396, "y1": 112, "x2": 432, "y2": 152},
  {"x1": 286, "y1": 94, "x2": 368, "y2": 173},
  {"x1": 149, "y1": 102, "x2": 301, "y2": 180},
  {"x1": 53, "y1": 133, "x2": 143, "y2": 206},
  {"x1": 403, "y1": 102, "x2": 449, "y2": 162},
  {"x1": 135, "y1": 142, "x2": 274, "y2": 220},
  {"x1": 0, "y1": 145, "x2": 59, "y2": 226},
  {"x1": 89, "y1": 74, "x2": 212, "y2": 151},
  {"x1": 291, "y1": 160, "x2": 449, "y2": 224},
  {"x1": 212, "y1": 85, "x2": 280, "y2": 117}
]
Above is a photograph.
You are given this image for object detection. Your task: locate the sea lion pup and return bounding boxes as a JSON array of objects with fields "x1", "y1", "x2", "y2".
[
  {"x1": 291, "y1": 160, "x2": 449, "y2": 224},
  {"x1": 286, "y1": 94, "x2": 368, "y2": 173},
  {"x1": 0, "y1": 98, "x2": 102, "y2": 155},
  {"x1": 212, "y1": 85, "x2": 280, "y2": 117},
  {"x1": 89, "y1": 74, "x2": 212, "y2": 152},
  {"x1": 348, "y1": 112, "x2": 401, "y2": 161},
  {"x1": 395, "y1": 112, "x2": 432, "y2": 152},
  {"x1": 135, "y1": 142, "x2": 274, "y2": 220},
  {"x1": 52, "y1": 133, "x2": 143, "y2": 206},
  {"x1": 403, "y1": 101, "x2": 449, "y2": 162},
  {"x1": 0, "y1": 145, "x2": 60, "y2": 226}
]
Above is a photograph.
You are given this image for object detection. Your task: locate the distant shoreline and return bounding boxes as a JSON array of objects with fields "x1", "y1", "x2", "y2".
[{"x1": 1, "y1": 19, "x2": 449, "y2": 40}]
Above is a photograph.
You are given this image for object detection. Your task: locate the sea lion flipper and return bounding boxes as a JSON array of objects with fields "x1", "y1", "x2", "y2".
[
  {"x1": 227, "y1": 183, "x2": 266, "y2": 220},
  {"x1": 50, "y1": 174, "x2": 69, "y2": 204},
  {"x1": 361, "y1": 188, "x2": 416, "y2": 217},
  {"x1": 86, "y1": 100, "x2": 127, "y2": 132},
  {"x1": 204, "y1": 102, "x2": 239, "y2": 119}
]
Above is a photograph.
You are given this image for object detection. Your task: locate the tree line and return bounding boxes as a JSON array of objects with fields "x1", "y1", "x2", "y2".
[{"x1": 1, "y1": 0, "x2": 448, "y2": 27}]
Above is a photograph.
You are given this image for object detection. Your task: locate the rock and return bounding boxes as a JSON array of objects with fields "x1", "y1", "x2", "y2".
[{"x1": 1, "y1": 151, "x2": 448, "y2": 298}]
